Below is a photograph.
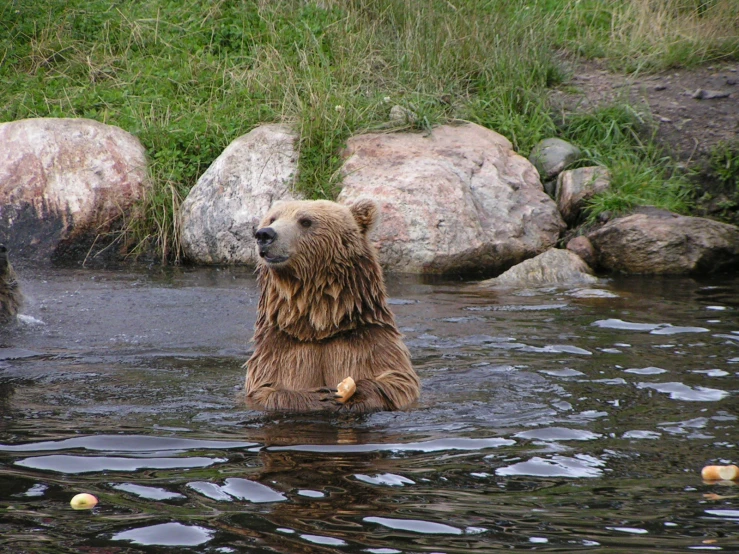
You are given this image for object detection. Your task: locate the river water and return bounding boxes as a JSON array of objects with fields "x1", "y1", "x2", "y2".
[{"x1": 0, "y1": 266, "x2": 737, "y2": 553}]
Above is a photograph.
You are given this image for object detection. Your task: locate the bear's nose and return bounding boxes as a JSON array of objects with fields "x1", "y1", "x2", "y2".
[{"x1": 255, "y1": 227, "x2": 277, "y2": 247}]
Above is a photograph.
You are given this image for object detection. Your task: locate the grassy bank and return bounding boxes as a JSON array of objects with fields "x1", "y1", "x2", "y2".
[{"x1": 1, "y1": 0, "x2": 738, "y2": 261}]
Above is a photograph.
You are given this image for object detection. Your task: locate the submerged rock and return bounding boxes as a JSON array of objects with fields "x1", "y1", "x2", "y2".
[
  {"x1": 180, "y1": 124, "x2": 301, "y2": 265},
  {"x1": 478, "y1": 248, "x2": 597, "y2": 288},
  {"x1": 588, "y1": 208, "x2": 739, "y2": 274},
  {"x1": 338, "y1": 123, "x2": 564, "y2": 274},
  {"x1": 0, "y1": 118, "x2": 149, "y2": 263}
]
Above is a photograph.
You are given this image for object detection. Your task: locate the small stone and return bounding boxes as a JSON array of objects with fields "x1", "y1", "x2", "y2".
[
  {"x1": 692, "y1": 89, "x2": 731, "y2": 100},
  {"x1": 556, "y1": 166, "x2": 611, "y2": 225},
  {"x1": 543, "y1": 179, "x2": 557, "y2": 199},
  {"x1": 529, "y1": 138, "x2": 582, "y2": 181},
  {"x1": 654, "y1": 84, "x2": 667, "y2": 91},
  {"x1": 566, "y1": 236, "x2": 597, "y2": 269},
  {"x1": 389, "y1": 105, "x2": 417, "y2": 123}
]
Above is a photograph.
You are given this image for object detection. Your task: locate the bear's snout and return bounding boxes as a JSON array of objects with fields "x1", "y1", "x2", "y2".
[
  {"x1": 255, "y1": 227, "x2": 288, "y2": 263},
  {"x1": 255, "y1": 227, "x2": 277, "y2": 248}
]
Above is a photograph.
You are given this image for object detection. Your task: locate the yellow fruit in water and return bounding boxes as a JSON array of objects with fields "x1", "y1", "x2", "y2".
[
  {"x1": 701, "y1": 465, "x2": 739, "y2": 481},
  {"x1": 70, "y1": 493, "x2": 98, "y2": 510}
]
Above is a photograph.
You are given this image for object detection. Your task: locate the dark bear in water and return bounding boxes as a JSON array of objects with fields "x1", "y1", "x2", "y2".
[{"x1": 0, "y1": 245, "x2": 23, "y2": 324}]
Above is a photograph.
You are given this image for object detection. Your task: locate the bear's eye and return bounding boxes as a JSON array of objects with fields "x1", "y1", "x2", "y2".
[
  {"x1": 299, "y1": 218, "x2": 313, "y2": 228},
  {"x1": 268, "y1": 216, "x2": 276, "y2": 225}
]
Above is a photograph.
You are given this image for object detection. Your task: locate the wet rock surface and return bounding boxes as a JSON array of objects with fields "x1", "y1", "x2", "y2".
[
  {"x1": 587, "y1": 208, "x2": 739, "y2": 274},
  {"x1": 478, "y1": 248, "x2": 597, "y2": 288},
  {"x1": 0, "y1": 118, "x2": 149, "y2": 264}
]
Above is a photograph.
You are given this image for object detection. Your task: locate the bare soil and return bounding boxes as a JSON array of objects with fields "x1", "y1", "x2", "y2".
[
  {"x1": 553, "y1": 59, "x2": 739, "y2": 162},
  {"x1": 552, "y1": 59, "x2": 739, "y2": 224}
]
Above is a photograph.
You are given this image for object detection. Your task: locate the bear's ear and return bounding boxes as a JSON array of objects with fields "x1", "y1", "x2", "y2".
[{"x1": 349, "y1": 199, "x2": 379, "y2": 235}]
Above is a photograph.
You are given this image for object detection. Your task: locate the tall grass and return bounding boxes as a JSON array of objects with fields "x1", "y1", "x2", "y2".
[
  {"x1": 562, "y1": 105, "x2": 693, "y2": 219},
  {"x1": 552, "y1": 0, "x2": 739, "y2": 70},
  {"x1": 1, "y1": 0, "x2": 735, "y2": 261}
]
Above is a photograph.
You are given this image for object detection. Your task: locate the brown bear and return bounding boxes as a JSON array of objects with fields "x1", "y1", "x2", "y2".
[
  {"x1": 244, "y1": 199, "x2": 420, "y2": 413},
  {"x1": 0, "y1": 244, "x2": 23, "y2": 324}
]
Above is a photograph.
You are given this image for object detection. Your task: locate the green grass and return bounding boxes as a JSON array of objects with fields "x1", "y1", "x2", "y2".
[
  {"x1": 699, "y1": 140, "x2": 739, "y2": 222},
  {"x1": 710, "y1": 140, "x2": 739, "y2": 189},
  {"x1": 1, "y1": 0, "x2": 737, "y2": 262},
  {"x1": 548, "y1": 0, "x2": 739, "y2": 71},
  {"x1": 561, "y1": 104, "x2": 694, "y2": 219}
]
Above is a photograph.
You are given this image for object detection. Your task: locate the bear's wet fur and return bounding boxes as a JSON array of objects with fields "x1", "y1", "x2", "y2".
[
  {"x1": 0, "y1": 245, "x2": 23, "y2": 324},
  {"x1": 244, "y1": 199, "x2": 420, "y2": 413}
]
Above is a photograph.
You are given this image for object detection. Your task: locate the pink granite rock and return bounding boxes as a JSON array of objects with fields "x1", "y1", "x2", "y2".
[
  {"x1": 338, "y1": 123, "x2": 565, "y2": 274},
  {"x1": 0, "y1": 118, "x2": 149, "y2": 263}
]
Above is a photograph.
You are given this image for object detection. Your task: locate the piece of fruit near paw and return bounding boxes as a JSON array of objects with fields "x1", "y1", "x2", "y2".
[
  {"x1": 336, "y1": 376, "x2": 356, "y2": 403},
  {"x1": 702, "y1": 465, "x2": 739, "y2": 481},
  {"x1": 70, "y1": 493, "x2": 98, "y2": 510}
]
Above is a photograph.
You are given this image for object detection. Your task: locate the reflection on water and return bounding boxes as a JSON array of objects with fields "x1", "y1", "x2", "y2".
[
  {"x1": 0, "y1": 267, "x2": 738, "y2": 552},
  {"x1": 112, "y1": 522, "x2": 215, "y2": 547}
]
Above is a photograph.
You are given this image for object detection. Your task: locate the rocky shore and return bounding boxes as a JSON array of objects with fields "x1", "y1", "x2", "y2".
[{"x1": 2, "y1": 117, "x2": 738, "y2": 284}]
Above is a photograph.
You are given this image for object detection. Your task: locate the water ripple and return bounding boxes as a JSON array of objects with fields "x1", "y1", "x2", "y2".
[
  {"x1": 268, "y1": 437, "x2": 515, "y2": 454},
  {"x1": 637, "y1": 382, "x2": 729, "y2": 402},
  {"x1": 364, "y1": 517, "x2": 463, "y2": 535},
  {"x1": 15, "y1": 455, "x2": 225, "y2": 473},
  {"x1": 514, "y1": 427, "x2": 601, "y2": 441},
  {"x1": 496, "y1": 454, "x2": 605, "y2": 478},
  {"x1": 355, "y1": 473, "x2": 415, "y2": 486},
  {"x1": 0, "y1": 435, "x2": 256, "y2": 453},
  {"x1": 112, "y1": 522, "x2": 214, "y2": 547}
]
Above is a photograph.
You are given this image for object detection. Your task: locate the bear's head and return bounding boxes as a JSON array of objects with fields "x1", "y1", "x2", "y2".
[
  {"x1": 253, "y1": 199, "x2": 393, "y2": 341},
  {"x1": 254, "y1": 199, "x2": 378, "y2": 274}
]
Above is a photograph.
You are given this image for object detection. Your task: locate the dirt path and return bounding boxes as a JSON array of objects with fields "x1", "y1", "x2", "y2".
[{"x1": 553, "y1": 60, "x2": 738, "y2": 162}]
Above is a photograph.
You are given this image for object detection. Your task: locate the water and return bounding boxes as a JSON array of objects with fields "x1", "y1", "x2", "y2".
[{"x1": 0, "y1": 266, "x2": 738, "y2": 553}]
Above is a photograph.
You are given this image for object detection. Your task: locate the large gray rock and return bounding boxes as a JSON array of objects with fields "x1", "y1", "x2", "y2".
[
  {"x1": 479, "y1": 248, "x2": 597, "y2": 288},
  {"x1": 588, "y1": 209, "x2": 739, "y2": 274},
  {"x1": 338, "y1": 123, "x2": 565, "y2": 274},
  {"x1": 180, "y1": 124, "x2": 300, "y2": 264},
  {"x1": 556, "y1": 166, "x2": 610, "y2": 225},
  {"x1": 529, "y1": 138, "x2": 582, "y2": 182},
  {"x1": 0, "y1": 118, "x2": 150, "y2": 263}
]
